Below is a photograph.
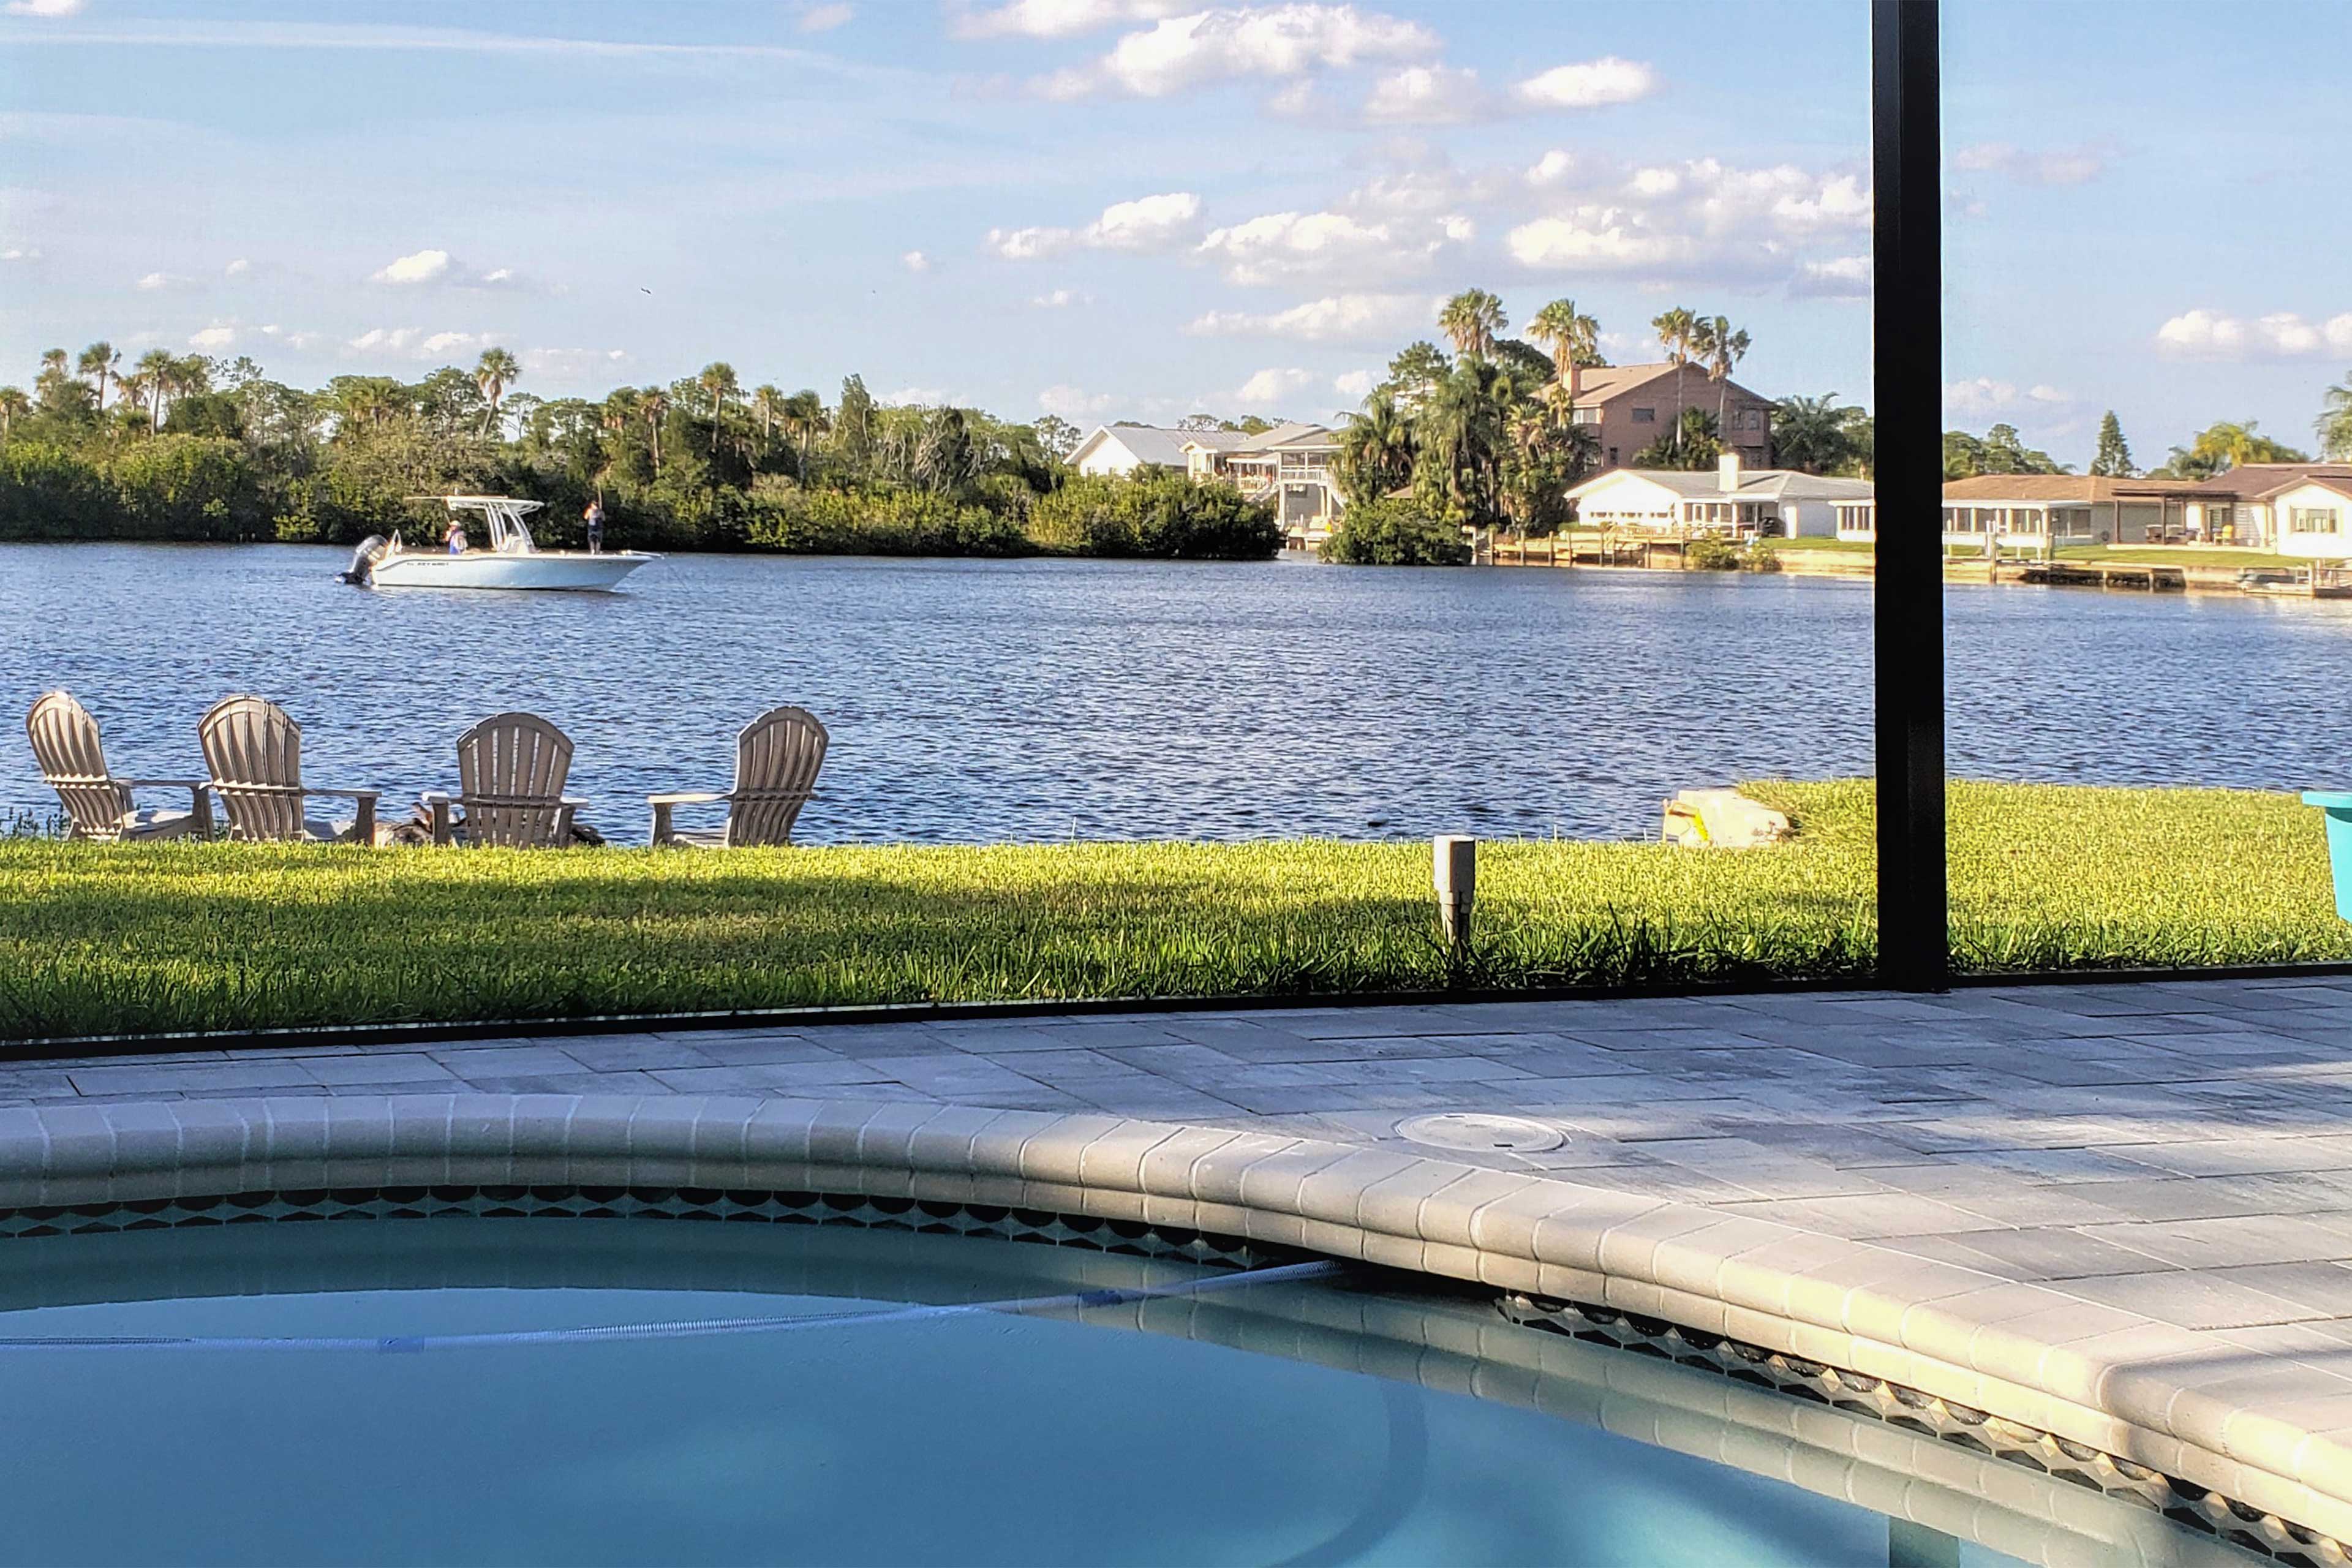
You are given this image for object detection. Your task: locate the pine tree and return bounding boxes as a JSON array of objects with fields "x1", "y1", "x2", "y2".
[{"x1": 2089, "y1": 410, "x2": 2136, "y2": 477}]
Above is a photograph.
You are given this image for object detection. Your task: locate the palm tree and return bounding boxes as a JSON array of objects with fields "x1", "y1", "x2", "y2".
[
  {"x1": 1437, "y1": 289, "x2": 1507, "y2": 361},
  {"x1": 639, "y1": 388, "x2": 670, "y2": 470},
  {"x1": 1769, "y1": 394, "x2": 1864, "y2": 475},
  {"x1": 2318, "y1": 372, "x2": 2352, "y2": 462},
  {"x1": 133, "y1": 347, "x2": 176, "y2": 432},
  {"x1": 0, "y1": 385, "x2": 26, "y2": 443},
  {"x1": 696, "y1": 361, "x2": 739, "y2": 448},
  {"x1": 1651, "y1": 307, "x2": 1698, "y2": 456},
  {"x1": 781, "y1": 388, "x2": 825, "y2": 475},
  {"x1": 473, "y1": 347, "x2": 521, "y2": 436},
  {"x1": 1333, "y1": 388, "x2": 1415, "y2": 503},
  {"x1": 1525, "y1": 298, "x2": 1599, "y2": 427},
  {"x1": 750, "y1": 384, "x2": 785, "y2": 451},
  {"x1": 77, "y1": 342, "x2": 119, "y2": 415},
  {"x1": 1698, "y1": 316, "x2": 1751, "y2": 440}
]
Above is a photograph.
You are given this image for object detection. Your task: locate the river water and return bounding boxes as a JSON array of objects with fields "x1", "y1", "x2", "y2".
[{"x1": 2, "y1": 543, "x2": 2347, "y2": 845}]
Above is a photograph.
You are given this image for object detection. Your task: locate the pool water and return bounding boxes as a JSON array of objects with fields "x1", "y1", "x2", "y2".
[{"x1": 0, "y1": 1219, "x2": 2226, "y2": 1566}]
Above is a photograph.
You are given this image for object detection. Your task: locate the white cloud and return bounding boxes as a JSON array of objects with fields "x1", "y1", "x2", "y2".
[
  {"x1": 902, "y1": 249, "x2": 931, "y2": 273},
  {"x1": 258, "y1": 323, "x2": 325, "y2": 350},
  {"x1": 186, "y1": 324, "x2": 236, "y2": 351},
  {"x1": 1333, "y1": 368, "x2": 1374, "y2": 398},
  {"x1": 1196, "y1": 208, "x2": 1467, "y2": 286},
  {"x1": 1037, "y1": 383, "x2": 1119, "y2": 417},
  {"x1": 1944, "y1": 379, "x2": 2071, "y2": 418},
  {"x1": 223, "y1": 257, "x2": 251, "y2": 277},
  {"x1": 986, "y1": 190, "x2": 1202, "y2": 260},
  {"x1": 1029, "y1": 288, "x2": 1085, "y2": 307},
  {"x1": 0, "y1": 246, "x2": 41, "y2": 263},
  {"x1": 1509, "y1": 156, "x2": 1871, "y2": 290},
  {"x1": 372, "y1": 247, "x2": 451, "y2": 285},
  {"x1": 1525, "y1": 149, "x2": 1578, "y2": 187},
  {"x1": 1792, "y1": 254, "x2": 1871, "y2": 298},
  {"x1": 1186, "y1": 291, "x2": 1431, "y2": 344},
  {"x1": 1362, "y1": 64, "x2": 1491, "y2": 124},
  {"x1": 135, "y1": 270, "x2": 190, "y2": 290},
  {"x1": 2156, "y1": 307, "x2": 2352, "y2": 360},
  {"x1": 1514, "y1": 56, "x2": 1657, "y2": 110},
  {"x1": 368, "y1": 246, "x2": 525, "y2": 289},
  {"x1": 1951, "y1": 141, "x2": 2107, "y2": 186},
  {"x1": 522, "y1": 346, "x2": 631, "y2": 378},
  {"x1": 3, "y1": 0, "x2": 86, "y2": 15},
  {"x1": 881, "y1": 385, "x2": 954, "y2": 406},
  {"x1": 345, "y1": 326, "x2": 503, "y2": 361},
  {"x1": 797, "y1": 2, "x2": 854, "y2": 31},
  {"x1": 951, "y1": 0, "x2": 1180, "y2": 39},
  {"x1": 1035, "y1": 4, "x2": 1438, "y2": 100},
  {"x1": 1237, "y1": 365, "x2": 1318, "y2": 404}
]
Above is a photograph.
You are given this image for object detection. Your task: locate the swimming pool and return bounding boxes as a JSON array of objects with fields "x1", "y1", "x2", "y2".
[{"x1": 0, "y1": 1202, "x2": 2261, "y2": 1567}]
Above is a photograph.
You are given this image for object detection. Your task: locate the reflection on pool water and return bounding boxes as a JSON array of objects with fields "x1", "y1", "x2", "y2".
[{"x1": 0, "y1": 1218, "x2": 2245, "y2": 1567}]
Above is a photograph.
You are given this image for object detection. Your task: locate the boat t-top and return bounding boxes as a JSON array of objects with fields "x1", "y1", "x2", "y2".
[{"x1": 342, "y1": 496, "x2": 655, "y2": 592}]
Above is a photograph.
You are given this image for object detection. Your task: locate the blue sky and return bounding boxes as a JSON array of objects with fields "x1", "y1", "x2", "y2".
[{"x1": 2, "y1": 0, "x2": 2346, "y2": 467}]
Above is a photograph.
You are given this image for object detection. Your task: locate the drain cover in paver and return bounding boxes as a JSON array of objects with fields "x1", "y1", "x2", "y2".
[{"x1": 1395, "y1": 1114, "x2": 1565, "y2": 1153}]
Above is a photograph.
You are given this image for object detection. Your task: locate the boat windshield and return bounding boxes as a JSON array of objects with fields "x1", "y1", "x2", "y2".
[{"x1": 440, "y1": 497, "x2": 540, "y2": 554}]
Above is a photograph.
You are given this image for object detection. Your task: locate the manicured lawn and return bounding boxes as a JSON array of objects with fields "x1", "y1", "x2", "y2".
[
  {"x1": 1768, "y1": 537, "x2": 1877, "y2": 554},
  {"x1": 2, "y1": 780, "x2": 2344, "y2": 1039}
]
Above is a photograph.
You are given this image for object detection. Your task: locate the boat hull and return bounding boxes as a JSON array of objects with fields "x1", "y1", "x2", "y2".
[{"x1": 367, "y1": 551, "x2": 652, "y2": 592}]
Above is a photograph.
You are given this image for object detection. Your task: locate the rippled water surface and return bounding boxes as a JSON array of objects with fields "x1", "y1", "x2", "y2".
[{"x1": 4, "y1": 543, "x2": 2348, "y2": 843}]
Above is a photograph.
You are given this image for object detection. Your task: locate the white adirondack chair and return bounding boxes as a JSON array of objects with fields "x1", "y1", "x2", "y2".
[
  {"x1": 24, "y1": 690, "x2": 213, "y2": 842},
  {"x1": 649, "y1": 706, "x2": 828, "y2": 847},
  {"x1": 197, "y1": 695, "x2": 380, "y2": 845},
  {"x1": 423, "y1": 712, "x2": 584, "y2": 847}
]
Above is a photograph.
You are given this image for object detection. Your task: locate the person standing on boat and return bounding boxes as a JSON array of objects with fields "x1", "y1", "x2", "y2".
[
  {"x1": 584, "y1": 499, "x2": 605, "y2": 554},
  {"x1": 445, "y1": 517, "x2": 468, "y2": 555}
]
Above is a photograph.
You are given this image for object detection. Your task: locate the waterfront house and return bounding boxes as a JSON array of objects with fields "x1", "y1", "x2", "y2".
[
  {"x1": 1566, "y1": 453, "x2": 1871, "y2": 538},
  {"x1": 1182, "y1": 422, "x2": 1344, "y2": 543},
  {"x1": 2130, "y1": 464, "x2": 2352, "y2": 552},
  {"x1": 1565, "y1": 363, "x2": 1774, "y2": 469},
  {"x1": 1068, "y1": 424, "x2": 1235, "y2": 477}
]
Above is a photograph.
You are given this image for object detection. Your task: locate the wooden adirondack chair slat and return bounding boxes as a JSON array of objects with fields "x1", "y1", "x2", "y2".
[
  {"x1": 25, "y1": 691, "x2": 211, "y2": 842},
  {"x1": 437, "y1": 712, "x2": 579, "y2": 847},
  {"x1": 649, "y1": 706, "x2": 827, "y2": 848},
  {"x1": 198, "y1": 695, "x2": 379, "y2": 845}
]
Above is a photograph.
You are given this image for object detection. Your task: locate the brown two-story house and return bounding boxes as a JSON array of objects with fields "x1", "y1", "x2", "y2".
[{"x1": 1568, "y1": 362, "x2": 1773, "y2": 470}]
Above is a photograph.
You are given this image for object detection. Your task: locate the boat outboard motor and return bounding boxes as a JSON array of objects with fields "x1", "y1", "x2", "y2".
[{"x1": 341, "y1": 535, "x2": 388, "y2": 585}]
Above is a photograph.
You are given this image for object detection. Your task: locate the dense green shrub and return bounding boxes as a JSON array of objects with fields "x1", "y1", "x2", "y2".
[
  {"x1": 1028, "y1": 471, "x2": 1281, "y2": 560},
  {"x1": 744, "y1": 487, "x2": 1031, "y2": 556},
  {"x1": 0, "y1": 444, "x2": 118, "y2": 539},
  {"x1": 1685, "y1": 537, "x2": 1743, "y2": 570},
  {"x1": 107, "y1": 436, "x2": 268, "y2": 540},
  {"x1": 1317, "y1": 497, "x2": 1470, "y2": 565}
]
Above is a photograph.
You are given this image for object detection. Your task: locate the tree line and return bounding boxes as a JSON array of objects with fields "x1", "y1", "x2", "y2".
[{"x1": 0, "y1": 344, "x2": 1279, "y2": 560}]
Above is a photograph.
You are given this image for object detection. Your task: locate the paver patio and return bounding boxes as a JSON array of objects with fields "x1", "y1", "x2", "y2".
[{"x1": 12, "y1": 974, "x2": 2352, "y2": 1344}]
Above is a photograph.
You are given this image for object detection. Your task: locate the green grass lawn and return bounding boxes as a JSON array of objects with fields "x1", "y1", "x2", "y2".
[
  {"x1": 3, "y1": 779, "x2": 2345, "y2": 1040},
  {"x1": 1766, "y1": 537, "x2": 1877, "y2": 554}
]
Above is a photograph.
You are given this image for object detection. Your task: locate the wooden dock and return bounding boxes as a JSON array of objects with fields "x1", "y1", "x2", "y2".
[{"x1": 2013, "y1": 560, "x2": 2187, "y2": 592}]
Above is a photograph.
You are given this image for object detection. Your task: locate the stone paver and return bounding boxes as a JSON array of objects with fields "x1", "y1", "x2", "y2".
[{"x1": 11, "y1": 974, "x2": 2352, "y2": 1355}]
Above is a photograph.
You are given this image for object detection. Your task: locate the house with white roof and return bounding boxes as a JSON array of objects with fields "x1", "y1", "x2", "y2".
[
  {"x1": 1067, "y1": 421, "x2": 1346, "y2": 543},
  {"x1": 1564, "y1": 453, "x2": 1872, "y2": 538}
]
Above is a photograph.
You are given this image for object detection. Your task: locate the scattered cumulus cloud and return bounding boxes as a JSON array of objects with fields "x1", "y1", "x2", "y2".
[
  {"x1": 1792, "y1": 254, "x2": 1871, "y2": 298},
  {"x1": 1197, "y1": 208, "x2": 1469, "y2": 286},
  {"x1": 1037, "y1": 383, "x2": 1120, "y2": 417},
  {"x1": 186, "y1": 324, "x2": 237, "y2": 351},
  {"x1": 369, "y1": 247, "x2": 526, "y2": 289},
  {"x1": 1033, "y1": 4, "x2": 1438, "y2": 100},
  {"x1": 1943, "y1": 377, "x2": 2073, "y2": 417},
  {"x1": 987, "y1": 190, "x2": 1202, "y2": 259},
  {"x1": 950, "y1": 0, "x2": 1180, "y2": 40},
  {"x1": 1333, "y1": 368, "x2": 1374, "y2": 398},
  {"x1": 1236, "y1": 365, "x2": 1319, "y2": 404},
  {"x1": 1029, "y1": 288, "x2": 1086, "y2": 307},
  {"x1": 223, "y1": 257, "x2": 251, "y2": 277},
  {"x1": 2156, "y1": 307, "x2": 2352, "y2": 360},
  {"x1": 796, "y1": 2, "x2": 854, "y2": 31},
  {"x1": 1951, "y1": 141, "x2": 2108, "y2": 186},
  {"x1": 2, "y1": 0, "x2": 86, "y2": 16},
  {"x1": 0, "y1": 246, "x2": 40, "y2": 263},
  {"x1": 522, "y1": 346, "x2": 631, "y2": 378},
  {"x1": 881, "y1": 385, "x2": 955, "y2": 406},
  {"x1": 1506, "y1": 154, "x2": 1871, "y2": 293},
  {"x1": 258, "y1": 323, "x2": 325, "y2": 351},
  {"x1": 1362, "y1": 64, "x2": 1490, "y2": 124},
  {"x1": 1515, "y1": 56, "x2": 1657, "y2": 110},
  {"x1": 1525, "y1": 149, "x2": 1578, "y2": 187},
  {"x1": 1186, "y1": 291, "x2": 1431, "y2": 344},
  {"x1": 346, "y1": 326, "x2": 504, "y2": 360},
  {"x1": 902, "y1": 249, "x2": 931, "y2": 273},
  {"x1": 135, "y1": 270, "x2": 190, "y2": 290}
]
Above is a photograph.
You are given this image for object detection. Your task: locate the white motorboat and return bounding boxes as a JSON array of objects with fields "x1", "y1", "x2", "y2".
[{"x1": 342, "y1": 496, "x2": 654, "y2": 592}]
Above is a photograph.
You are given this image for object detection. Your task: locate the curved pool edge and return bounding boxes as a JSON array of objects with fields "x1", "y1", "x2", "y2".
[{"x1": 4, "y1": 1091, "x2": 2348, "y2": 1554}]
